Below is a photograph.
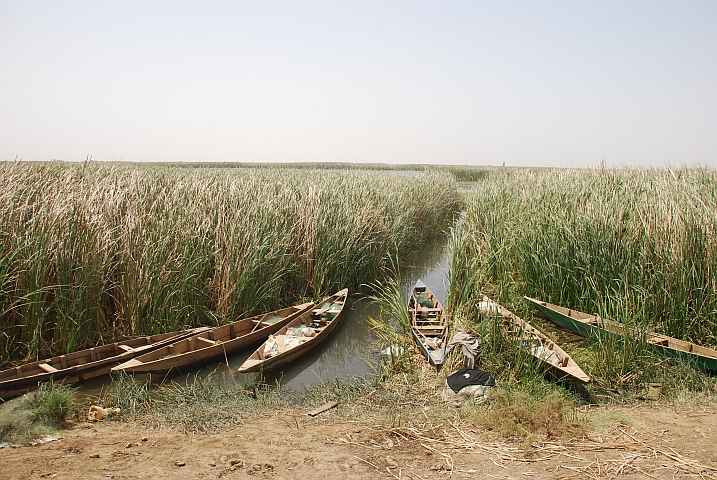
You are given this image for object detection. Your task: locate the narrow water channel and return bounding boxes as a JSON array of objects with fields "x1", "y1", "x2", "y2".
[
  {"x1": 76, "y1": 232, "x2": 453, "y2": 398},
  {"x1": 80, "y1": 232, "x2": 450, "y2": 395},
  {"x1": 207, "y1": 232, "x2": 452, "y2": 390}
]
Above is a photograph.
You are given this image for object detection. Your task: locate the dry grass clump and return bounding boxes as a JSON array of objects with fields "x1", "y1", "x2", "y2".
[{"x1": 475, "y1": 389, "x2": 586, "y2": 441}]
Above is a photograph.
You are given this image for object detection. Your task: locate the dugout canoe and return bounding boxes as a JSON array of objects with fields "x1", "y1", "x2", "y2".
[
  {"x1": 479, "y1": 296, "x2": 591, "y2": 384},
  {"x1": 237, "y1": 289, "x2": 349, "y2": 373},
  {"x1": 0, "y1": 327, "x2": 209, "y2": 400},
  {"x1": 408, "y1": 280, "x2": 448, "y2": 366},
  {"x1": 112, "y1": 302, "x2": 315, "y2": 374},
  {"x1": 525, "y1": 296, "x2": 717, "y2": 372}
]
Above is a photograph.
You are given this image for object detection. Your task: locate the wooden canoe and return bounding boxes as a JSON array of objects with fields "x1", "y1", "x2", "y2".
[
  {"x1": 237, "y1": 289, "x2": 349, "y2": 373},
  {"x1": 408, "y1": 280, "x2": 448, "y2": 366},
  {"x1": 479, "y1": 296, "x2": 591, "y2": 384},
  {"x1": 0, "y1": 327, "x2": 209, "y2": 400},
  {"x1": 525, "y1": 296, "x2": 717, "y2": 372},
  {"x1": 111, "y1": 302, "x2": 315, "y2": 374}
]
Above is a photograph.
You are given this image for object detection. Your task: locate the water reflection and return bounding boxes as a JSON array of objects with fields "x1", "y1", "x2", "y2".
[{"x1": 401, "y1": 231, "x2": 451, "y2": 306}]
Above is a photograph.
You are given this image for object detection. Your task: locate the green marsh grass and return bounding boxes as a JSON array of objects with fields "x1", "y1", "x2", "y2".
[
  {"x1": 449, "y1": 167, "x2": 717, "y2": 394},
  {"x1": 0, "y1": 162, "x2": 458, "y2": 362},
  {"x1": 96, "y1": 372, "x2": 379, "y2": 433},
  {"x1": 366, "y1": 262, "x2": 415, "y2": 375},
  {"x1": 97, "y1": 373, "x2": 292, "y2": 432}
]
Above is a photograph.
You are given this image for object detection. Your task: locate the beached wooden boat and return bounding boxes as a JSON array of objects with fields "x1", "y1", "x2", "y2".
[
  {"x1": 408, "y1": 280, "x2": 448, "y2": 366},
  {"x1": 525, "y1": 296, "x2": 717, "y2": 372},
  {"x1": 0, "y1": 327, "x2": 209, "y2": 400},
  {"x1": 112, "y1": 302, "x2": 315, "y2": 374},
  {"x1": 479, "y1": 296, "x2": 591, "y2": 383},
  {"x1": 237, "y1": 289, "x2": 349, "y2": 373}
]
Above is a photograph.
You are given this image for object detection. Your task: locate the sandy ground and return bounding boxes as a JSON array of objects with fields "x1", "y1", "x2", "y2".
[{"x1": 2, "y1": 402, "x2": 716, "y2": 480}]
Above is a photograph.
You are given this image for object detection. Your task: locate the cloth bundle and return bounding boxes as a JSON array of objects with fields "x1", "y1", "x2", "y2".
[{"x1": 445, "y1": 329, "x2": 481, "y2": 368}]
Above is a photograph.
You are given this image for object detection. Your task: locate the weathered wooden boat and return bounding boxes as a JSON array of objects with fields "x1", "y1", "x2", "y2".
[
  {"x1": 0, "y1": 327, "x2": 209, "y2": 400},
  {"x1": 479, "y1": 296, "x2": 591, "y2": 383},
  {"x1": 237, "y1": 289, "x2": 349, "y2": 373},
  {"x1": 525, "y1": 296, "x2": 717, "y2": 372},
  {"x1": 112, "y1": 302, "x2": 315, "y2": 374},
  {"x1": 408, "y1": 280, "x2": 448, "y2": 366}
]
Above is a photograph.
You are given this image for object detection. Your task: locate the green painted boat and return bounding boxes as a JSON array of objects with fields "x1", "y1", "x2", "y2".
[{"x1": 525, "y1": 296, "x2": 717, "y2": 372}]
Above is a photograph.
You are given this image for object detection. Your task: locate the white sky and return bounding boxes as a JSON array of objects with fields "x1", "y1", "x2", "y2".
[{"x1": 1, "y1": 1, "x2": 715, "y2": 168}]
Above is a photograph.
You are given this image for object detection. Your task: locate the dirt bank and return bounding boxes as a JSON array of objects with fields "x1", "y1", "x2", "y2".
[{"x1": 2, "y1": 402, "x2": 716, "y2": 479}]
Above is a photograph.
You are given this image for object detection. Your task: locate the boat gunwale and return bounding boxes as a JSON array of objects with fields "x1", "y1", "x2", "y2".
[
  {"x1": 524, "y1": 296, "x2": 717, "y2": 371},
  {"x1": 111, "y1": 302, "x2": 316, "y2": 374},
  {"x1": 237, "y1": 289, "x2": 350, "y2": 373},
  {"x1": 0, "y1": 327, "x2": 210, "y2": 399},
  {"x1": 483, "y1": 296, "x2": 591, "y2": 384},
  {"x1": 408, "y1": 280, "x2": 448, "y2": 367}
]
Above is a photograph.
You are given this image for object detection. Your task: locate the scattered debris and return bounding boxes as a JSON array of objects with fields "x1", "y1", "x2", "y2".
[
  {"x1": 87, "y1": 405, "x2": 121, "y2": 422},
  {"x1": 30, "y1": 435, "x2": 59, "y2": 446},
  {"x1": 113, "y1": 450, "x2": 141, "y2": 457},
  {"x1": 647, "y1": 382, "x2": 663, "y2": 400},
  {"x1": 307, "y1": 401, "x2": 338, "y2": 417},
  {"x1": 247, "y1": 463, "x2": 274, "y2": 475},
  {"x1": 174, "y1": 461, "x2": 185, "y2": 467},
  {"x1": 380, "y1": 345, "x2": 405, "y2": 356}
]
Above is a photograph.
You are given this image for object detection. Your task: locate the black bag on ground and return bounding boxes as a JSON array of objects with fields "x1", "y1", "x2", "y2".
[{"x1": 446, "y1": 368, "x2": 496, "y2": 393}]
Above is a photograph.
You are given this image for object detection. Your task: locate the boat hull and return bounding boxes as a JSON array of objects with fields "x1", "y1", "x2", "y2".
[
  {"x1": 525, "y1": 296, "x2": 717, "y2": 372},
  {"x1": 238, "y1": 289, "x2": 349, "y2": 373},
  {"x1": 408, "y1": 280, "x2": 448, "y2": 366},
  {"x1": 0, "y1": 328, "x2": 208, "y2": 399},
  {"x1": 112, "y1": 303, "x2": 315, "y2": 374},
  {"x1": 482, "y1": 296, "x2": 591, "y2": 384}
]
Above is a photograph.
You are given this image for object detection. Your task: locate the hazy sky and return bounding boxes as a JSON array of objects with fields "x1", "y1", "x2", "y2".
[{"x1": 1, "y1": 1, "x2": 715, "y2": 168}]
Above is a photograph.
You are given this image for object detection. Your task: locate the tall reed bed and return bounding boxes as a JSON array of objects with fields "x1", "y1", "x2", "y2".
[
  {"x1": 0, "y1": 163, "x2": 458, "y2": 362},
  {"x1": 449, "y1": 167, "x2": 717, "y2": 386}
]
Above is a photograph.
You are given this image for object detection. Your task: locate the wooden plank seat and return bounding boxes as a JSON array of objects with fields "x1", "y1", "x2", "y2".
[
  {"x1": 196, "y1": 337, "x2": 217, "y2": 346},
  {"x1": 118, "y1": 345, "x2": 134, "y2": 353},
  {"x1": 37, "y1": 363, "x2": 59, "y2": 373}
]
